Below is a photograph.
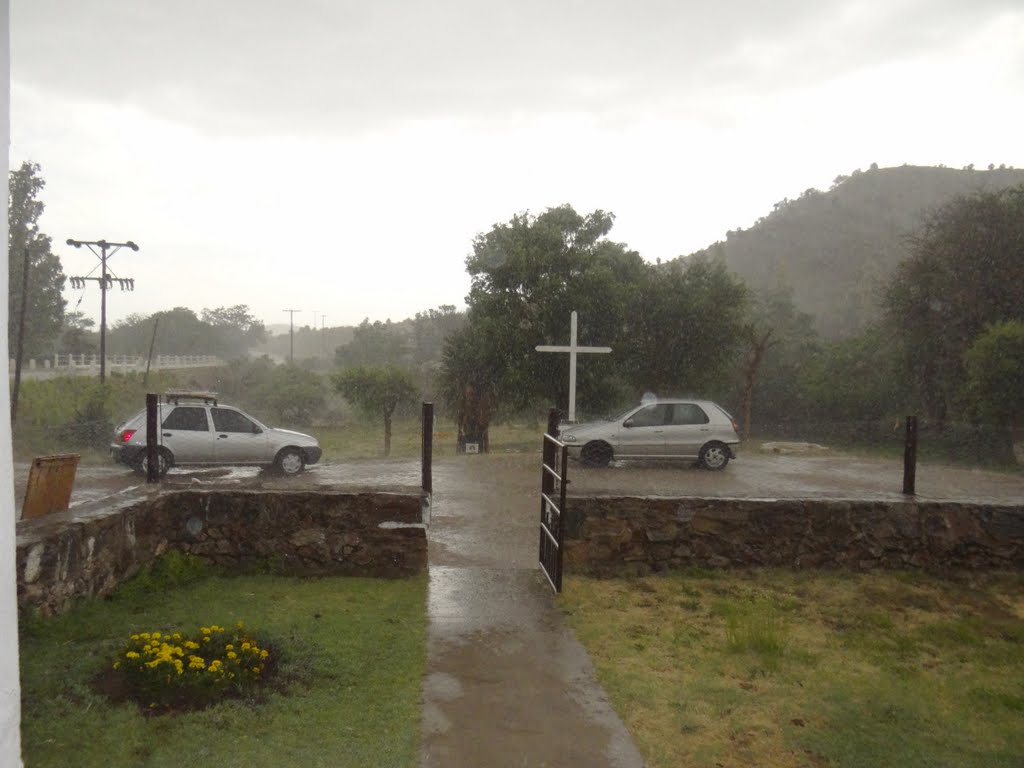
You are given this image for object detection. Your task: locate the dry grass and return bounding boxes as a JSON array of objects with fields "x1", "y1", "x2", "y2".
[{"x1": 560, "y1": 569, "x2": 1024, "y2": 768}]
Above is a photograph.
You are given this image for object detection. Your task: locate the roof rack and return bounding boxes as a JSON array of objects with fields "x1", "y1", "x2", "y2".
[{"x1": 164, "y1": 390, "x2": 219, "y2": 406}]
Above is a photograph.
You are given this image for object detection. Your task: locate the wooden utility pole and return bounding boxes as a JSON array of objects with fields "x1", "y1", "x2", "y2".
[
  {"x1": 67, "y1": 238, "x2": 139, "y2": 383},
  {"x1": 282, "y1": 308, "x2": 300, "y2": 364}
]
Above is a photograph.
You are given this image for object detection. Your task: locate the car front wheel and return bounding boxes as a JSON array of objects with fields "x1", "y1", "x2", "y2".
[
  {"x1": 275, "y1": 447, "x2": 306, "y2": 475},
  {"x1": 580, "y1": 441, "x2": 613, "y2": 467},
  {"x1": 699, "y1": 442, "x2": 730, "y2": 470}
]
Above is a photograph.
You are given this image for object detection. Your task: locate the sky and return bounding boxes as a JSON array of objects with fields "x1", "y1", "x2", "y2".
[{"x1": 10, "y1": 0, "x2": 1024, "y2": 332}]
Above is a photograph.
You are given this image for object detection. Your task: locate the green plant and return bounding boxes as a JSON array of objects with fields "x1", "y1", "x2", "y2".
[
  {"x1": 112, "y1": 622, "x2": 271, "y2": 711},
  {"x1": 113, "y1": 551, "x2": 210, "y2": 601}
]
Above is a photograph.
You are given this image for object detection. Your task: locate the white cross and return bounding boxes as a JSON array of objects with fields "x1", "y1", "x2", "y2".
[{"x1": 536, "y1": 311, "x2": 612, "y2": 423}]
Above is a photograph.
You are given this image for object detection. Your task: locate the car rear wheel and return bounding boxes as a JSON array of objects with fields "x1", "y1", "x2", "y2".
[
  {"x1": 135, "y1": 448, "x2": 172, "y2": 478},
  {"x1": 581, "y1": 441, "x2": 613, "y2": 467},
  {"x1": 275, "y1": 447, "x2": 306, "y2": 475},
  {"x1": 699, "y1": 442, "x2": 730, "y2": 470}
]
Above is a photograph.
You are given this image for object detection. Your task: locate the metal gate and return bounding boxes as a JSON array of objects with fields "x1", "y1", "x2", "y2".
[{"x1": 539, "y1": 408, "x2": 569, "y2": 593}]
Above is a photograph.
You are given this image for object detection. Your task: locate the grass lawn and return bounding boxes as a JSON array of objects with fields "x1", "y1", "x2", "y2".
[
  {"x1": 20, "y1": 569, "x2": 427, "y2": 768},
  {"x1": 561, "y1": 569, "x2": 1024, "y2": 768}
]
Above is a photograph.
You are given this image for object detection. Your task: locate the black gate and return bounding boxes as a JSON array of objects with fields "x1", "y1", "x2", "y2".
[{"x1": 539, "y1": 408, "x2": 569, "y2": 593}]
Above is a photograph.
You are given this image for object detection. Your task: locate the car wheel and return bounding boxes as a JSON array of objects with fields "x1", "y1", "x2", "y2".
[
  {"x1": 135, "y1": 448, "x2": 172, "y2": 478},
  {"x1": 275, "y1": 447, "x2": 306, "y2": 475},
  {"x1": 580, "y1": 441, "x2": 613, "y2": 468},
  {"x1": 699, "y1": 442, "x2": 730, "y2": 470}
]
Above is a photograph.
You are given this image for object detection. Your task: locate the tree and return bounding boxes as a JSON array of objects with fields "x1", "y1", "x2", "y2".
[
  {"x1": 885, "y1": 185, "x2": 1024, "y2": 424},
  {"x1": 248, "y1": 364, "x2": 326, "y2": 426},
  {"x1": 962, "y1": 320, "x2": 1024, "y2": 429},
  {"x1": 201, "y1": 305, "x2": 267, "y2": 352},
  {"x1": 333, "y1": 365, "x2": 417, "y2": 456},
  {"x1": 8, "y1": 161, "x2": 66, "y2": 357},
  {"x1": 621, "y1": 257, "x2": 748, "y2": 397},
  {"x1": 459, "y1": 205, "x2": 645, "y2": 416},
  {"x1": 58, "y1": 311, "x2": 98, "y2": 356},
  {"x1": 334, "y1": 319, "x2": 409, "y2": 368},
  {"x1": 438, "y1": 323, "x2": 503, "y2": 452}
]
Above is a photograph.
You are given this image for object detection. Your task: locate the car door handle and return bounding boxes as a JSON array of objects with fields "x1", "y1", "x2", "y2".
[
  {"x1": 218, "y1": 434, "x2": 229, "y2": 439},
  {"x1": 162, "y1": 432, "x2": 172, "y2": 437}
]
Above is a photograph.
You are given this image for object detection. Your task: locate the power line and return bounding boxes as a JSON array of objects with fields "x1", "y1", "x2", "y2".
[{"x1": 66, "y1": 238, "x2": 139, "y2": 384}]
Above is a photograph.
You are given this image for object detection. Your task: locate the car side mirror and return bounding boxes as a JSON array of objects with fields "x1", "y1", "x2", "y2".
[
  {"x1": 253, "y1": 425, "x2": 262, "y2": 434},
  {"x1": 623, "y1": 419, "x2": 634, "y2": 428}
]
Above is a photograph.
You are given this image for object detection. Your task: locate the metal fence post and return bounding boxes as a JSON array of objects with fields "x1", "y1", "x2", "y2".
[
  {"x1": 146, "y1": 393, "x2": 159, "y2": 483},
  {"x1": 903, "y1": 415, "x2": 917, "y2": 495},
  {"x1": 422, "y1": 401, "x2": 433, "y2": 496}
]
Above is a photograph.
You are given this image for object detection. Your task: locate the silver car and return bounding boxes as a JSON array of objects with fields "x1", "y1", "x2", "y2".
[
  {"x1": 559, "y1": 399, "x2": 739, "y2": 470},
  {"x1": 110, "y1": 391, "x2": 322, "y2": 476}
]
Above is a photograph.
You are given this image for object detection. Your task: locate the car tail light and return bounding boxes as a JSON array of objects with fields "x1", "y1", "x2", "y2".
[
  {"x1": 731, "y1": 419, "x2": 740, "y2": 434},
  {"x1": 120, "y1": 429, "x2": 137, "y2": 443}
]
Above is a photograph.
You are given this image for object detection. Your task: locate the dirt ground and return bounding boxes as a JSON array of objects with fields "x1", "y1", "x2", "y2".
[{"x1": 14, "y1": 446, "x2": 1024, "y2": 516}]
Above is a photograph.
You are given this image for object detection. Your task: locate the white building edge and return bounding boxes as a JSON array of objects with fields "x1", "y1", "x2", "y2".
[{"x1": 1, "y1": 3, "x2": 25, "y2": 763}]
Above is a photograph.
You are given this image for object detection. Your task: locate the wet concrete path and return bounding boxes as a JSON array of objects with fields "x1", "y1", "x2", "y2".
[{"x1": 418, "y1": 454, "x2": 644, "y2": 768}]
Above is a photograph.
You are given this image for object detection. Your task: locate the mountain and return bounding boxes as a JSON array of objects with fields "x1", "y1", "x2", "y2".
[{"x1": 687, "y1": 165, "x2": 1024, "y2": 338}]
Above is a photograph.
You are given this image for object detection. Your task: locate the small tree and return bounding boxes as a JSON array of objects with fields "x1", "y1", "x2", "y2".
[
  {"x1": 963, "y1": 321, "x2": 1024, "y2": 430},
  {"x1": 333, "y1": 365, "x2": 417, "y2": 456}
]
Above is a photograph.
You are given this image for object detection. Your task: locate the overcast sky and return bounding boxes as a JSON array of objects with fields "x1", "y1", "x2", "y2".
[{"x1": 10, "y1": 0, "x2": 1024, "y2": 331}]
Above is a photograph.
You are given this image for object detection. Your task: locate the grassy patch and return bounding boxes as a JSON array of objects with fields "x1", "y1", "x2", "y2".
[
  {"x1": 20, "y1": 572, "x2": 427, "y2": 768},
  {"x1": 561, "y1": 569, "x2": 1024, "y2": 768}
]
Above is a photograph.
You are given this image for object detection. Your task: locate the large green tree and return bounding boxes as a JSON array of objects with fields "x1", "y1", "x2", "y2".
[
  {"x1": 621, "y1": 257, "x2": 748, "y2": 398},
  {"x1": 885, "y1": 185, "x2": 1024, "y2": 424},
  {"x1": 461, "y1": 205, "x2": 645, "y2": 416},
  {"x1": 333, "y1": 365, "x2": 417, "y2": 456},
  {"x1": 8, "y1": 161, "x2": 66, "y2": 357}
]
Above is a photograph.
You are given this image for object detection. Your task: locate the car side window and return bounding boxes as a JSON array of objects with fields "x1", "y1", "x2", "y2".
[
  {"x1": 212, "y1": 408, "x2": 258, "y2": 433},
  {"x1": 670, "y1": 403, "x2": 710, "y2": 425},
  {"x1": 629, "y1": 404, "x2": 671, "y2": 427},
  {"x1": 162, "y1": 406, "x2": 210, "y2": 431}
]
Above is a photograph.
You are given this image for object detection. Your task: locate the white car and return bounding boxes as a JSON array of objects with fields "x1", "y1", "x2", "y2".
[
  {"x1": 110, "y1": 391, "x2": 322, "y2": 476},
  {"x1": 559, "y1": 399, "x2": 740, "y2": 470}
]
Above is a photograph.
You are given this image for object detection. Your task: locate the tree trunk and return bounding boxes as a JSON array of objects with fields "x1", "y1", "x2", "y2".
[
  {"x1": 741, "y1": 329, "x2": 776, "y2": 440},
  {"x1": 384, "y1": 411, "x2": 392, "y2": 457}
]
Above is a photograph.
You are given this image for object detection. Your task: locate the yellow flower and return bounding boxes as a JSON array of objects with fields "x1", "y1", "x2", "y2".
[
  {"x1": 184, "y1": 640, "x2": 200, "y2": 650},
  {"x1": 140, "y1": 633, "x2": 151, "y2": 640},
  {"x1": 200, "y1": 627, "x2": 211, "y2": 635},
  {"x1": 130, "y1": 634, "x2": 140, "y2": 641},
  {"x1": 113, "y1": 662, "x2": 120, "y2": 670},
  {"x1": 172, "y1": 633, "x2": 182, "y2": 641},
  {"x1": 260, "y1": 650, "x2": 269, "y2": 659},
  {"x1": 152, "y1": 632, "x2": 161, "y2": 640},
  {"x1": 251, "y1": 667, "x2": 260, "y2": 674},
  {"x1": 125, "y1": 651, "x2": 140, "y2": 659},
  {"x1": 241, "y1": 642, "x2": 251, "y2": 651},
  {"x1": 227, "y1": 651, "x2": 237, "y2": 659},
  {"x1": 225, "y1": 644, "x2": 234, "y2": 651}
]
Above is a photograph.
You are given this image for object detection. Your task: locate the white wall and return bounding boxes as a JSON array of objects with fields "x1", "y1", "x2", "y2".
[{"x1": 0, "y1": 2, "x2": 25, "y2": 764}]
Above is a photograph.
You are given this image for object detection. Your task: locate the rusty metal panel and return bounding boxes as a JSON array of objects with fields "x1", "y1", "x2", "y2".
[{"x1": 21, "y1": 454, "x2": 80, "y2": 520}]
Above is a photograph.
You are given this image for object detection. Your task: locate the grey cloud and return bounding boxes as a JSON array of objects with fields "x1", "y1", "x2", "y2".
[{"x1": 13, "y1": 0, "x2": 1022, "y2": 135}]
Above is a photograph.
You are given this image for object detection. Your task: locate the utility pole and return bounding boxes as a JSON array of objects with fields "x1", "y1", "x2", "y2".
[
  {"x1": 67, "y1": 238, "x2": 139, "y2": 384},
  {"x1": 283, "y1": 308, "x2": 300, "y2": 365}
]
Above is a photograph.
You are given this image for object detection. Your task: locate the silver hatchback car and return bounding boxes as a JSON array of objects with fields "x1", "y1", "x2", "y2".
[
  {"x1": 559, "y1": 399, "x2": 740, "y2": 470},
  {"x1": 110, "y1": 391, "x2": 322, "y2": 476}
]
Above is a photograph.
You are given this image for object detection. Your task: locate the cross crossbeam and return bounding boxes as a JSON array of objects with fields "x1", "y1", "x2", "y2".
[{"x1": 536, "y1": 311, "x2": 611, "y2": 423}]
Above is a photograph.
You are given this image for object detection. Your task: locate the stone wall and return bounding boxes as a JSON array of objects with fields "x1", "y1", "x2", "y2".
[
  {"x1": 17, "y1": 488, "x2": 427, "y2": 615},
  {"x1": 564, "y1": 496, "x2": 1024, "y2": 576}
]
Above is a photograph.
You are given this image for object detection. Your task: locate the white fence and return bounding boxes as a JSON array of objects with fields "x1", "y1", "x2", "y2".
[{"x1": 8, "y1": 354, "x2": 222, "y2": 380}]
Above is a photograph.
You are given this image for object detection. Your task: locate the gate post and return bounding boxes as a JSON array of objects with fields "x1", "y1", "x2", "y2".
[
  {"x1": 902, "y1": 415, "x2": 917, "y2": 495},
  {"x1": 421, "y1": 402, "x2": 433, "y2": 496},
  {"x1": 146, "y1": 394, "x2": 159, "y2": 483}
]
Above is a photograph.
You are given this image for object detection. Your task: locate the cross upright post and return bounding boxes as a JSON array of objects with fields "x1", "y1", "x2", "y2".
[{"x1": 535, "y1": 311, "x2": 612, "y2": 423}]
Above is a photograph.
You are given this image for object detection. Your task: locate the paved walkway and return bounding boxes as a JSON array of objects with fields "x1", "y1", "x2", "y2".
[{"x1": 419, "y1": 455, "x2": 644, "y2": 768}]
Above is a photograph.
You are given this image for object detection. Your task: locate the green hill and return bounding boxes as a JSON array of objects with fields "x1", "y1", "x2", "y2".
[{"x1": 688, "y1": 165, "x2": 1024, "y2": 338}]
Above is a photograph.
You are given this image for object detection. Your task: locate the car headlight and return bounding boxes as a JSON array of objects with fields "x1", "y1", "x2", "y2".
[{"x1": 562, "y1": 434, "x2": 577, "y2": 443}]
